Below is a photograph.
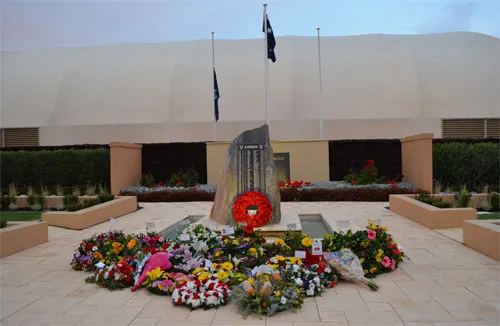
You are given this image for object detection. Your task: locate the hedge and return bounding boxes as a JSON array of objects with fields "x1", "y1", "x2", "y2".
[
  {"x1": 120, "y1": 187, "x2": 423, "y2": 203},
  {"x1": 0, "y1": 148, "x2": 110, "y2": 189},
  {"x1": 433, "y1": 142, "x2": 500, "y2": 192}
]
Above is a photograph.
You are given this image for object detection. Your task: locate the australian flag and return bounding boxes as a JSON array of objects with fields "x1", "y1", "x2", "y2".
[
  {"x1": 262, "y1": 14, "x2": 276, "y2": 63},
  {"x1": 213, "y1": 68, "x2": 220, "y2": 121}
]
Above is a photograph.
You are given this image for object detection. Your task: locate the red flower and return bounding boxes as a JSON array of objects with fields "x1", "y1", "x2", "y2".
[
  {"x1": 303, "y1": 251, "x2": 321, "y2": 266},
  {"x1": 177, "y1": 181, "x2": 184, "y2": 186},
  {"x1": 317, "y1": 262, "x2": 326, "y2": 274},
  {"x1": 177, "y1": 298, "x2": 182, "y2": 305},
  {"x1": 193, "y1": 186, "x2": 198, "y2": 191},
  {"x1": 243, "y1": 225, "x2": 254, "y2": 235},
  {"x1": 393, "y1": 184, "x2": 398, "y2": 189},
  {"x1": 330, "y1": 280, "x2": 337, "y2": 287},
  {"x1": 350, "y1": 180, "x2": 355, "y2": 185},
  {"x1": 367, "y1": 159, "x2": 375, "y2": 166}
]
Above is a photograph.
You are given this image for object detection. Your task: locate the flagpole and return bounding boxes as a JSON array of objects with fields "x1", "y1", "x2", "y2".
[
  {"x1": 317, "y1": 27, "x2": 324, "y2": 140},
  {"x1": 263, "y1": 4, "x2": 270, "y2": 130},
  {"x1": 211, "y1": 31, "x2": 217, "y2": 142}
]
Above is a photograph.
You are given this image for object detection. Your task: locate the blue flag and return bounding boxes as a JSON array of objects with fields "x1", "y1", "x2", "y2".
[
  {"x1": 262, "y1": 15, "x2": 276, "y2": 63},
  {"x1": 214, "y1": 68, "x2": 220, "y2": 121}
]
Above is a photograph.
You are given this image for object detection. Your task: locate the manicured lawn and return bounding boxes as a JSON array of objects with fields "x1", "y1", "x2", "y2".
[
  {"x1": 0, "y1": 211, "x2": 42, "y2": 221},
  {"x1": 477, "y1": 212, "x2": 500, "y2": 220}
]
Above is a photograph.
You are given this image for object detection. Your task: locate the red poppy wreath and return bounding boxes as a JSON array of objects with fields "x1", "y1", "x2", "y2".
[{"x1": 232, "y1": 191, "x2": 273, "y2": 227}]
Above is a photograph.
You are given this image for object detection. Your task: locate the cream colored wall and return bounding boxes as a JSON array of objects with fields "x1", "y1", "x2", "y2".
[
  {"x1": 207, "y1": 141, "x2": 329, "y2": 185},
  {"x1": 2, "y1": 32, "x2": 499, "y2": 144},
  {"x1": 401, "y1": 133, "x2": 434, "y2": 193}
]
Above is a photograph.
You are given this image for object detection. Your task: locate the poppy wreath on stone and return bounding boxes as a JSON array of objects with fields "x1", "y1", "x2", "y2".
[{"x1": 232, "y1": 191, "x2": 273, "y2": 227}]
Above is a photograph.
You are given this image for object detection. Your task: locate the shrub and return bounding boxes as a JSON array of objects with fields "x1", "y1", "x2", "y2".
[
  {"x1": 433, "y1": 142, "x2": 499, "y2": 192},
  {"x1": 63, "y1": 195, "x2": 79, "y2": 206},
  {"x1": 491, "y1": 193, "x2": 500, "y2": 211},
  {"x1": 1, "y1": 195, "x2": 10, "y2": 210},
  {"x1": 454, "y1": 185, "x2": 472, "y2": 208},
  {"x1": 416, "y1": 193, "x2": 452, "y2": 209},
  {"x1": 343, "y1": 159, "x2": 403, "y2": 185},
  {"x1": 97, "y1": 193, "x2": 115, "y2": 203},
  {"x1": 0, "y1": 219, "x2": 7, "y2": 229},
  {"x1": 140, "y1": 172, "x2": 155, "y2": 187},
  {"x1": 0, "y1": 148, "x2": 110, "y2": 189}
]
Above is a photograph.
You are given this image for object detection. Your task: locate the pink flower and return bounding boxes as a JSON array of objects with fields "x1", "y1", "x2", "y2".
[
  {"x1": 367, "y1": 230, "x2": 377, "y2": 240},
  {"x1": 381, "y1": 256, "x2": 391, "y2": 268},
  {"x1": 390, "y1": 259, "x2": 396, "y2": 271}
]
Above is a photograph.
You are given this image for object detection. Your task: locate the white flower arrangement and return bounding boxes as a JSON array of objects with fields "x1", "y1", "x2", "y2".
[{"x1": 172, "y1": 275, "x2": 231, "y2": 310}]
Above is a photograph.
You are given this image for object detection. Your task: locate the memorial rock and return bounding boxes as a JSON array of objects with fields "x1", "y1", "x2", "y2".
[{"x1": 210, "y1": 124, "x2": 281, "y2": 226}]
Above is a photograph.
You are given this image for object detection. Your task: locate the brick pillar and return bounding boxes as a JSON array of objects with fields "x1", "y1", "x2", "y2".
[
  {"x1": 400, "y1": 133, "x2": 433, "y2": 193},
  {"x1": 109, "y1": 142, "x2": 143, "y2": 195}
]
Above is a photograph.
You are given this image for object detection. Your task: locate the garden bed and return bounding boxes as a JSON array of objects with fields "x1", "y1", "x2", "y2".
[
  {"x1": 41, "y1": 196, "x2": 137, "y2": 230},
  {"x1": 120, "y1": 181, "x2": 421, "y2": 202},
  {"x1": 0, "y1": 221, "x2": 48, "y2": 258},
  {"x1": 463, "y1": 219, "x2": 500, "y2": 261},
  {"x1": 389, "y1": 194, "x2": 477, "y2": 229}
]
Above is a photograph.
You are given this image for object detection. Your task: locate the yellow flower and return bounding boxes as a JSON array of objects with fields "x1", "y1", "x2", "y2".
[
  {"x1": 370, "y1": 267, "x2": 377, "y2": 273},
  {"x1": 126, "y1": 239, "x2": 136, "y2": 250},
  {"x1": 378, "y1": 249, "x2": 384, "y2": 254},
  {"x1": 198, "y1": 272, "x2": 210, "y2": 281},
  {"x1": 222, "y1": 262, "x2": 234, "y2": 271},
  {"x1": 383, "y1": 226, "x2": 388, "y2": 231},
  {"x1": 232, "y1": 239, "x2": 240, "y2": 246},
  {"x1": 296, "y1": 289, "x2": 301, "y2": 294},
  {"x1": 217, "y1": 271, "x2": 228, "y2": 281},
  {"x1": 359, "y1": 258, "x2": 365, "y2": 263},
  {"x1": 361, "y1": 240, "x2": 369, "y2": 247},
  {"x1": 275, "y1": 255, "x2": 286, "y2": 261},
  {"x1": 289, "y1": 257, "x2": 300, "y2": 264},
  {"x1": 158, "y1": 284, "x2": 164, "y2": 291},
  {"x1": 192, "y1": 268, "x2": 204, "y2": 275},
  {"x1": 248, "y1": 277, "x2": 254, "y2": 285},
  {"x1": 363, "y1": 269, "x2": 368, "y2": 274},
  {"x1": 275, "y1": 291, "x2": 281, "y2": 297},
  {"x1": 214, "y1": 250, "x2": 222, "y2": 257},
  {"x1": 368, "y1": 219, "x2": 374, "y2": 225},
  {"x1": 371, "y1": 225, "x2": 378, "y2": 230},
  {"x1": 376, "y1": 256, "x2": 382, "y2": 263},
  {"x1": 146, "y1": 267, "x2": 163, "y2": 281},
  {"x1": 301, "y1": 237, "x2": 313, "y2": 247},
  {"x1": 274, "y1": 239, "x2": 285, "y2": 246},
  {"x1": 249, "y1": 248, "x2": 257, "y2": 255},
  {"x1": 223, "y1": 239, "x2": 228, "y2": 244}
]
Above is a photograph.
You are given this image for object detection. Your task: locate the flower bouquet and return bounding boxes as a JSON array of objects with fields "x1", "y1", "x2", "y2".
[
  {"x1": 323, "y1": 248, "x2": 379, "y2": 291},
  {"x1": 141, "y1": 268, "x2": 193, "y2": 296},
  {"x1": 232, "y1": 273, "x2": 303, "y2": 316},
  {"x1": 172, "y1": 275, "x2": 231, "y2": 310},
  {"x1": 86, "y1": 258, "x2": 136, "y2": 290},
  {"x1": 282, "y1": 263, "x2": 324, "y2": 297}
]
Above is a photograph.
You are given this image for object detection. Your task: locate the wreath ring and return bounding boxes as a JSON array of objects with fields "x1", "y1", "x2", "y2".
[{"x1": 232, "y1": 191, "x2": 273, "y2": 227}]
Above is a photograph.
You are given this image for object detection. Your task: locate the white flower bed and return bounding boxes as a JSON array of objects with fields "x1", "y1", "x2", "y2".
[{"x1": 121, "y1": 181, "x2": 415, "y2": 194}]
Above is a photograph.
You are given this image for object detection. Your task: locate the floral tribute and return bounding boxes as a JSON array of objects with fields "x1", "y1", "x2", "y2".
[
  {"x1": 343, "y1": 159, "x2": 403, "y2": 187},
  {"x1": 232, "y1": 191, "x2": 273, "y2": 227},
  {"x1": 70, "y1": 220, "x2": 407, "y2": 316}
]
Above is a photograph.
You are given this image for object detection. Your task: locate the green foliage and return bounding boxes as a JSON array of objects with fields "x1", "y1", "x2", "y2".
[
  {"x1": 63, "y1": 194, "x2": 79, "y2": 206},
  {"x1": 0, "y1": 148, "x2": 110, "y2": 189},
  {"x1": 27, "y1": 194, "x2": 37, "y2": 206},
  {"x1": 140, "y1": 172, "x2": 155, "y2": 187},
  {"x1": 0, "y1": 220, "x2": 7, "y2": 229},
  {"x1": 433, "y1": 142, "x2": 500, "y2": 192},
  {"x1": 66, "y1": 195, "x2": 114, "y2": 212},
  {"x1": 454, "y1": 185, "x2": 472, "y2": 208},
  {"x1": 1, "y1": 195, "x2": 10, "y2": 210},
  {"x1": 416, "y1": 193, "x2": 453, "y2": 208},
  {"x1": 490, "y1": 192, "x2": 500, "y2": 211}
]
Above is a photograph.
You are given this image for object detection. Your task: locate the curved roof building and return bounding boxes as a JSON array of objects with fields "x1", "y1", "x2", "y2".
[{"x1": 1, "y1": 32, "x2": 499, "y2": 145}]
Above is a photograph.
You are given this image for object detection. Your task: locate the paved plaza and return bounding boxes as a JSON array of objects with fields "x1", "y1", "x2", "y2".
[{"x1": 1, "y1": 202, "x2": 499, "y2": 326}]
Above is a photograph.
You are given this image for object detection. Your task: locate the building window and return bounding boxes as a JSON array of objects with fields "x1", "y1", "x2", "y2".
[
  {"x1": 442, "y1": 119, "x2": 499, "y2": 139},
  {"x1": 0, "y1": 128, "x2": 39, "y2": 147}
]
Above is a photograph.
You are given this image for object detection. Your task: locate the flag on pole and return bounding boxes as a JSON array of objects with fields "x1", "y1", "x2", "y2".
[
  {"x1": 262, "y1": 15, "x2": 276, "y2": 62},
  {"x1": 213, "y1": 68, "x2": 220, "y2": 121}
]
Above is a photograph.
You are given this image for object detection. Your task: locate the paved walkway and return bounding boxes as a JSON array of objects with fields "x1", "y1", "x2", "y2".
[{"x1": 1, "y1": 202, "x2": 499, "y2": 326}]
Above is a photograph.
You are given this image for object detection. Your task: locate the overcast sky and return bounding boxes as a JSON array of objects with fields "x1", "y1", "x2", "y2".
[{"x1": 2, "y1": 0, "x2": 499, "y2": 52}]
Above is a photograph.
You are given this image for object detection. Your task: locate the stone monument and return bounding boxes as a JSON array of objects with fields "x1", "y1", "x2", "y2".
[{"x1": 210, "y1": 124, "x2": 281, "y2": 226}]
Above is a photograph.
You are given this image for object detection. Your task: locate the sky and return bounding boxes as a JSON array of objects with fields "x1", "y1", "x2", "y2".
[{"x1": 1, "y1": 0, "x2": 499, "y2": 52}]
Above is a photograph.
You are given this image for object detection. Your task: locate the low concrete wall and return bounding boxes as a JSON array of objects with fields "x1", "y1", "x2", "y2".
[
  {"x1": 41, "y1": 196, "x2": 137, "y2": 230},
  {"x1": 15, "y1": 195, "x2": 97, "y2": 209},
  {"x1": 389, "y1": 195, "x2": 477, "y2": 229},
  {"x1": 0, "y1": 221, "x2": 49, "y2": 258},
  {"x1": 463, "y1": 219, "x2": 500, "y2": 261}
]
